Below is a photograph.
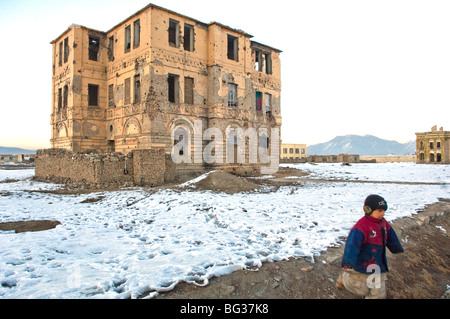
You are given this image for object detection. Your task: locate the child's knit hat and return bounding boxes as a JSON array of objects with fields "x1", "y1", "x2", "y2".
[{"x1": 364, "y1": 194, "x2": 388, "y2": 215}]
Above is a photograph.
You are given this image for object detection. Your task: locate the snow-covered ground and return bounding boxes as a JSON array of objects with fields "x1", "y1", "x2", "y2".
[{"x1": 0, "y1": 163, "x2": 448, "y2": 299}]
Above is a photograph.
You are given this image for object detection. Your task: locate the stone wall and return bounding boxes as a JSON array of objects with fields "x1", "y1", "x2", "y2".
[{"x1": 35, "y1": 148, "x2": 174, "y2": 188}]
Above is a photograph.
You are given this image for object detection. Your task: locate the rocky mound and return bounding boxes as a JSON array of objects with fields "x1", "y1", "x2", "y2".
[{"x1": 192, "y1": 171, "x2": 260, "y2": 194}]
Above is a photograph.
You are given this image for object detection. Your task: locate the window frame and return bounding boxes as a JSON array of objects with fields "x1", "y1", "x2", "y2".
[
  {"x1": 133, "y1": 19, "x2": 140, "y2": 48},
  {"x1": 88, "y1": 84, "x2": 99, "y2": 107},
  {"x1": 124, "y1": 25, "x2": 131, "y2": 52},
  {"x1": 228, "y1": 83, "x2": 238, "y2": 108},
  {"x1": 168, "y1": 19, "x2": 180, "y2": 48},
  {"x1": 183, "y1": 23, "x2": 194, "y2": 52},
  {"x1": 88, "y1": 36, "x2": 100, "y2": 61},
  {"x1": 227, "y1": 34, "x2": 238, "y2": 61},
  {"x1": 168, "y1": 74, "x2": 180, "y2": 103}
]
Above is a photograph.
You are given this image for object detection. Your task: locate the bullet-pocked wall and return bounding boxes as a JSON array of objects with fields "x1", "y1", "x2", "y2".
[{"x1": 50, "y1": 4, "x2": 282, "y2": 171}]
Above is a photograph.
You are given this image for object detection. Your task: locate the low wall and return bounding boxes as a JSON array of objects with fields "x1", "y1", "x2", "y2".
[
  {"x1": 35, "y1": 148, "x2": 174, "y2": 188},
  {"x1": 360, "y1": 155, "x2": 416, "y2": 163}
]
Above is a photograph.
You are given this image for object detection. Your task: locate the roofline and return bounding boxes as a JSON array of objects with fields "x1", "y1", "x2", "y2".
[
  {"x1": 50, "y1": 24, "x2": 105, "y2": 44},
  {"x1": 50, "y1": 3, "x2": 274, "y2": 46},
  {"x1": 107, "y1": 3, "x2": 211, "y2": 34},
  {"x1": 251, "y1": 40, "x2": 282, "y2": 53}
]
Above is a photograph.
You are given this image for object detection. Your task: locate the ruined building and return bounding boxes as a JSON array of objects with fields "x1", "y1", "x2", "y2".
[
  {"x1": 416, "y1": 126, "x2": 450, "y2": 164},
  {"x1": 50, "y1": 4, "x2": 282, "y2": 173}
]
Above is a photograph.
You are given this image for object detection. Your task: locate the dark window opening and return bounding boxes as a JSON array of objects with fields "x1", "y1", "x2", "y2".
[
  {"x1": 168, "y1": 74, "x2": 179, "y2": 103},
  {"x1": 134, "y1": 75, "x2": 141, "y2": 103},
  {"x1": 108, "y1": 36, "x2": 114, "y2": 61},
  {"x1": 254, "y1": 50, "x2": 262, "y2": 71},
  {"x1": 168, "y1": 19, "x2": 180, "y2": 47},
  {"x1": 58, "y1": 42, "x2": 63, "y2": 67},
  {"x1": 437, "y1": 153, "x2": 442, "y2": 162},
  {"x1": 133, "y1": 19, "x2": 140, "y2": 48},
  {"x1": 184, "y1": 77, "x2": 194, "y2": 105},
  {"x1": 437, "y1": 141, "x2": 441, "y2": 149},
  {"x1": 63, "y1": 85, "x2": 68, "y2": 108},
  {"x1": 430, "y1": 142, "x2": 434, "y2": 149},
  {"x1": 227, "y1": 34, "x2": 238, "y2": 61},
  {"x1": 125, "y1": 25, "x2": 131, "y2": 52},
  {"x1": 184, "y1": 24, "x2": 194, "y2": 51},
  {"x1": 107, "y1": 140, "x2": 115, "y2": 153},
  {"x1": 88, "y1": 84, "x2": 99, "y2": 106},
  {"x1": 63, "y1": 37, "x2": 69, "y2": 63},
  {"x1": 57, "y1": 88, "x2": 62, "y2": 112},
  {"x1": 265, "y1": 53, "x2": 272, "y2": 74},
  {"x1": 88, "y1": 36, "x2": 100, "y2": 61}
]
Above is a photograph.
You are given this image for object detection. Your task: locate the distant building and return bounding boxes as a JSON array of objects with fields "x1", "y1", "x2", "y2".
[
  {"x1": 280, "y1": 144, "x2": 307, "y2": 162},
  {"x1": 307, "y1": 154, "x2": 360, "y2": 163},
  {"x1": 416, "y1": 126, "x2": 450, "y2": 164}
]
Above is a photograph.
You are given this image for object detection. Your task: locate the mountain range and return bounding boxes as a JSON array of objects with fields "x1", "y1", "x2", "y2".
[
  {"x1": 307, "y1": 135, "x2": 415, "y2": 156},
  {"x1": 0, "y1": 146, "x2": 37, "y2": 155}
]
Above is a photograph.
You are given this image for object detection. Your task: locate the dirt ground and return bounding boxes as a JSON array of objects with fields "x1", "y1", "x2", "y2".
[{"x1": 156, "y1": 168, "x2": 450, "y2": 299}]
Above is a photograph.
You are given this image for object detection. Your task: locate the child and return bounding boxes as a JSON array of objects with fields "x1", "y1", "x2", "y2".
[{"x1": 337, "y1": 194, "x2": 404, "y2": 299}]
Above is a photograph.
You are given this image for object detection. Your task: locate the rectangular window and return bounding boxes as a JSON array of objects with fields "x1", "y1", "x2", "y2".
[
  {"x1": 133, "y1": 19, "x2": 140, "y2": 48},
  {"x1": 134, "y1": 75, "x2": 141, "y2": 103},
  {"x1": 184, "y1": 77, "x2": 194, "y2": 105},
  {"x1": 124, "y1": 78, "x2": 131, "y2": 104},
  {"x1": 184, "y1": 24, "x2": 194, "y2": 52},
  {"x1": 295, "y1": 148, "x2": 299, "y2": 154},
  {"x1": 265, "y1": 53, "x2": 272, "y2": 74},
  {"x1": 168, "y1": 74, "x2": 179, "y2": 103},
  {"x1": 63, "y1": 37, "x2": 69, "y2": 63},
  {"x1": 168, "y1": 19, "x2": 180, "y2": 47},
  {"x1": 57, "y1": 87, "x2": 62, "y2": 112},
  {"x1": 125, "y1": 25, "x2": 131, "y2": 52},
  {"x1": 255, "y1": 91, "x2": 262, "y2": 111},
  {"x1": 227, "y1": 34, "x2": 238, "y2": 61},
  {"x1": 254, "y1": 50, "x2": 262, "y2": 71},
  {"x1": 437, "y1": 141, "x2": 441, "y2": 149},
  {"x1": 430, "y1": 142, "x2": 434, "y2": 149},
  {"x1": 283, "y1": 148, "x2": 287, "y2": 154},
  {"x1": 290, "y1": 148, "x2": 294, "y2": 154},
  {"x1": 88, "y1": 36, "x2": 100, "y2": 61},
  {"x1": 264, "y1": 93, "x2": 272, "y2": 115},
  {"x1": 58, "y1": 42, "x2": 63, "y2": 67},
  {"x1": 88, "y1": 84, "x2": 99, "y2": 106},
  {"x1": 63, "y1": 85, "x2": 68, "y2": 108},
  {"x1": 108, "y1": 84, "x2": 115, "y2": 108},
  {"x1": 108, "y1": 36, "x2": 114, "y2": 61},
  {"x1": 228, "y1": 83, "x2": 238, "y2": 108}
]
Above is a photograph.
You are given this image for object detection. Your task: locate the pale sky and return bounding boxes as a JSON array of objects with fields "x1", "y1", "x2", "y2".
[{"x1": 1, "y1": 0, "x2": 449, "y2": 150}]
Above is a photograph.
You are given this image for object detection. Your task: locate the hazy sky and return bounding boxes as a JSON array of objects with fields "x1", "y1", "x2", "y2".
[{"x1": 1, "y1": 0, "x2": 449, "y2": 150}]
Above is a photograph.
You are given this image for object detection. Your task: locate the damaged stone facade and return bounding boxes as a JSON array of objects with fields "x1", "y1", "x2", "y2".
[
  {"x1": 416, "y1": 126, "x2": 450, "y2": 164},
  {"x1": 50, "y1": 4, "x2": 282, "y2": 172}
]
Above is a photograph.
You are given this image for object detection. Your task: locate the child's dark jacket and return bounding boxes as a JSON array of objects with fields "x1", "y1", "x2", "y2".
[{"x1": 342, "y1": 215, "x2": 404, "y2": 273}]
